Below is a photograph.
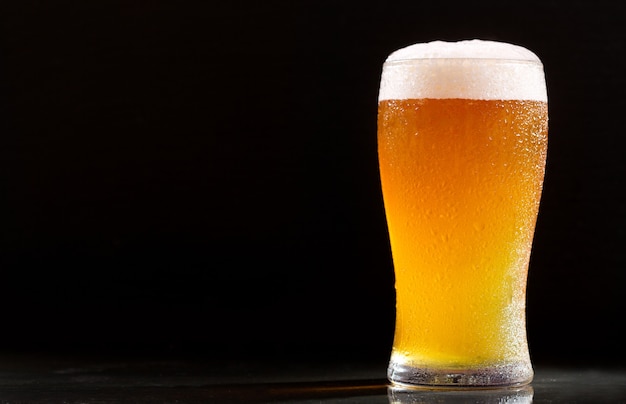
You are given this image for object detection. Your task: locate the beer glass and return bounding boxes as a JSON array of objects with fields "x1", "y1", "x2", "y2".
[{"x1": 378, "y1": 40, "x2": 548, "y2": 388}]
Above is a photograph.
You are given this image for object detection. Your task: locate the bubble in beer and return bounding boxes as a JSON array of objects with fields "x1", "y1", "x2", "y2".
[{"x1": 379, "y1": 40, "x2": 547, "y2": 103}]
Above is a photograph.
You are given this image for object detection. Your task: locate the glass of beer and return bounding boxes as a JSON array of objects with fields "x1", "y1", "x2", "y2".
[{"x1": 378, "y1": 40, "x2": 548, "y2": 388}]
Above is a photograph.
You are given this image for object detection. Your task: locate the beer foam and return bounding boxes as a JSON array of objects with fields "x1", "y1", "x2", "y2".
[{"x1": 379, "y1": 40, "x2": 547, "y2": 102}]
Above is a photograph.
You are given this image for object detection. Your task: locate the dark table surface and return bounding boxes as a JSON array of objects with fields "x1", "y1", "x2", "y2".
[{"x1": 0, "y1": 354, "x2": 624, "y2": 403}]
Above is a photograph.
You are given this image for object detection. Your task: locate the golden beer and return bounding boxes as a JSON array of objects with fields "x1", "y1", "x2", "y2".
[{"x1": 378, "y1": 41, "x2": 548, "y2": 387}]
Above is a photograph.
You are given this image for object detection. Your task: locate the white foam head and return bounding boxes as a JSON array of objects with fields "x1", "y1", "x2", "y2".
[{"x1": 378, "y1": 40, "x2": 547, "y2": 102}]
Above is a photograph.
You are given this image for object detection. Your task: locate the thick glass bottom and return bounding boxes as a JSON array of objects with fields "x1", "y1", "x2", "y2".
[
  {"x1": 388, "y1": 384, "x2": 534, "y2": 403},
  {"x1": 388, "y1": 360, "x2": 533, "y2": 389}
]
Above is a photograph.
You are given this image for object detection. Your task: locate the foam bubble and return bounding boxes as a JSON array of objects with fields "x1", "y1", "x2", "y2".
[
  {"x1": 379, "y1": 40, "x2": 547, "y2": 102},
  {"x1": 385, "y1": 40, "x2": 541, "y2": 63}
]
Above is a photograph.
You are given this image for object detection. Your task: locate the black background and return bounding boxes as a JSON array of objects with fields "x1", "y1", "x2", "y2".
[{"x1": 0, "y1": 0, "x2": 624, "y2": 368}]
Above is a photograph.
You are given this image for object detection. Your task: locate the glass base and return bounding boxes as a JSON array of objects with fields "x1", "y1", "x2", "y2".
[
  {"x1": 388, "y1": 384, "x2": 534, "y2": 403},
  {"x1": 388, "y1": 361, "x2": 533, "y2": 389}
]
